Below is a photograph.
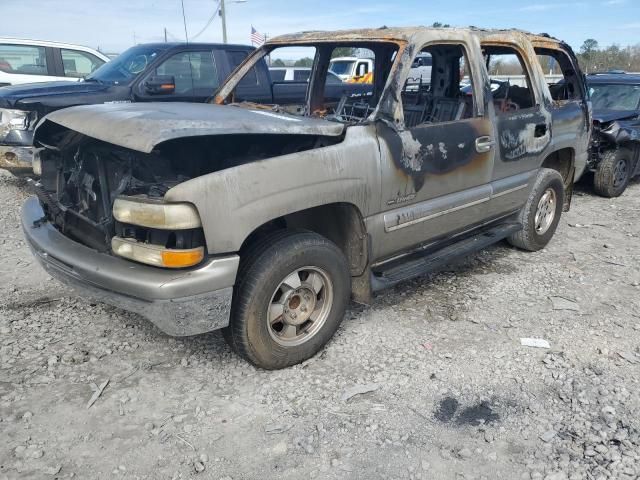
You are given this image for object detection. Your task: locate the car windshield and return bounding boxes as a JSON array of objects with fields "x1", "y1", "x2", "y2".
[
  {"x1": 589, "y1": 83, "x2": 640, "y2": 111},
  {"x1": 85, "y1": 45, "x2": 168, "y2": 85},
  {"x1": 329, "y1": 60, "x2": 355, "y2": 76}
]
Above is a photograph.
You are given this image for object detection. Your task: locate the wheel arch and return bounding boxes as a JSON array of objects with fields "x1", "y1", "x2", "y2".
[
  {"x1": 541, "y1": 147, "x2": 575, "y2": 210},
  {"x1": 240, "y1": 202, "x2": 369, "y2": 275}
]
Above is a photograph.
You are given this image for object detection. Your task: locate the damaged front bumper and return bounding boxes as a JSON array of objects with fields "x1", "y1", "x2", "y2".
[{"x1": 22, "y1": 197, "x2": 239, "y2": 336}]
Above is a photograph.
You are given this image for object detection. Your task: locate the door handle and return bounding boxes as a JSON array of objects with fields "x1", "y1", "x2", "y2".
[{"x1": 475, "y1": 136, "x2": 496, "y2": 153}]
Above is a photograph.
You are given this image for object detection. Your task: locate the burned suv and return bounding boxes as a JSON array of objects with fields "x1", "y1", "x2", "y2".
[
  {"x1": 23, "y1": 28, "x2": 589, "y2": 369},
  {"x1": 587, "y1": 73, "x2": 640, "y2": 197}
]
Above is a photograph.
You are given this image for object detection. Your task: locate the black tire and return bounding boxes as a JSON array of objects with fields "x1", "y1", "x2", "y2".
[
  {"x1": 223, "y1": 231, "x2": 351, "y2": 369},
  {"x1": 594, "y1": 148, "x2": 631, "y2": 198},
  {"x1": 508, "y1": 168, "x2": 564, "y2": 252}
]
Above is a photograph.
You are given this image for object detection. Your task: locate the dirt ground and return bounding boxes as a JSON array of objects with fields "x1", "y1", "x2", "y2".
[{"x1": 1, "y1": 169, "x2": 639, "y2": 480}]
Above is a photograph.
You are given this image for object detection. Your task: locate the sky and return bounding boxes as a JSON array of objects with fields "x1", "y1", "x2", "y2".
[{"x1": 2, "y1": 0, "x2": 639, "y2": 54}]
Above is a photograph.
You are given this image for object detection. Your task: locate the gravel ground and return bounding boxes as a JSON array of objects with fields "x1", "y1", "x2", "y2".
[{"x1": 1, "y1": 169, "x2": 639, "y2": 480}]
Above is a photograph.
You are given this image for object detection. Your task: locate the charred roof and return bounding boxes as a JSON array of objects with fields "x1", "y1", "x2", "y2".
[{"x1": 267, "y1": 26, "x2": 568, "y2": 46}]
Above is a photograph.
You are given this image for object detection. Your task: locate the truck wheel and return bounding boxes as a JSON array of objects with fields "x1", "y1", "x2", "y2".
[
  {"x1": 223, "y1": 231, "x2": 351, "y2": 369},
  {"x1": 508, "y1": 168, "x2": 564, "y2": 252},
  {"x1": 594, "y1": 149, "x2": 631, "y2": 198}
]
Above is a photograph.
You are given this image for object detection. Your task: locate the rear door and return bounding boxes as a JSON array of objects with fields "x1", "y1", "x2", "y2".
[
  {"x1": 481, "y1": 42, "x2": 552, "y2": 216},
  {"x1": 373, "y1": 40, "x2": 496, "y2": 260}
]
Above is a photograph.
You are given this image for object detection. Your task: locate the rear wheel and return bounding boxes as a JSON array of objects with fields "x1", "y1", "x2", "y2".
[
  {"x1": 594, "y1": 148, "x2": 631, "y2": 198},
  {"x1": 223, "y1": 231, "x2": 350, "y2": 369},
  {"x1": 508, "y1": 168, "x2": 564, "y2": 252}
]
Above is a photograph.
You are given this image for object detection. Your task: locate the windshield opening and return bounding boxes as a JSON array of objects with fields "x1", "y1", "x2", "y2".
[
  {"x1": 220, "y1": 42, "x2": 399, "y2": 125},
  {"x1": 85, "y1": 45, "x2": 169, "y2": 85},
  {"x1": 590, "y1": 83, "x2": 640, "y2": 111}
]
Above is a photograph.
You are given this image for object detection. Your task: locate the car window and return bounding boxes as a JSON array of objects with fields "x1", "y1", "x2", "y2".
[
  {"x1": 484, "y1": 46, "x2": 536, "y2": 113},
  {"x1": 590, "y1": 83, "x2": 640, "y2": 111},
  {"x1": 155, "y1": 51, "x2": 219, "y2": 95},
  {"x1": 402, "y1": 44, "x2": 474, "y2": 127},
  {"x1": 228, "y1": 50, "x2": 258, "y2": 86},
  {"x1": 293, "y1": 69, "x2": 310, "y2": 82},
  {"x1": 0, "y1": 44, "x2": 48, "y2": 75},
  {"x1": 86, "y1": 45, "x2": 168, "y2": 85},
  {"x1": 329, "y1": 60, "x2": 355, "y2": 76},
  {"x1": 61, "y1": 49, "x2": 105, "y2": 78},
  {"x1": 270, "y1": 69, "x2": 286, "y2": 82}
]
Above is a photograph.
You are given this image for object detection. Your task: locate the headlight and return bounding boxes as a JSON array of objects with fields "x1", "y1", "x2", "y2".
[
  {"x1": 0, "y1": 108, "x2": 31, "y2": 130},
  {"x1": 112, "y1": 237, "x2": 204, "y2": 269},
  {"x1": 113, "y1": 197, "x2": 201, "y2": 229}
]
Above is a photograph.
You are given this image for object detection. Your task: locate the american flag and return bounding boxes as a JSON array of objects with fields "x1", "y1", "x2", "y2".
[{"x1": 251, "y1": 26, "x2": 266, "y2": 46}]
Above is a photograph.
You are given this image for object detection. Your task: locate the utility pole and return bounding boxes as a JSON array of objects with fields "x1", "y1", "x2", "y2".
[
  {"x1": 164, "y1": 27, "x2": 167, "y2": 43},
  {"x1": 220, "y1": 0, "x2": 227, "y2": 44}
]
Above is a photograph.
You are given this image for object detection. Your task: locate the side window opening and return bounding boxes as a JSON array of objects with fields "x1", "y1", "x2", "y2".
[
  {"x1": 483, "y1": 46, "x2": 536, "y2": 114},
  {"x1": 225, "y1": 43, "x2": 397, "y2": 124},
  {"x1": 402, "y1": 44, "x2": 473, "y2": 128},
  {"x1": 535, "y1": 48, "x2": 582, "y2": 102}
]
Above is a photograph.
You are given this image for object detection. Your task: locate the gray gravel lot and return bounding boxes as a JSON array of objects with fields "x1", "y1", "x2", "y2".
[{"x1": 1, "y1": 169, "x2": 639, "y2": 480}]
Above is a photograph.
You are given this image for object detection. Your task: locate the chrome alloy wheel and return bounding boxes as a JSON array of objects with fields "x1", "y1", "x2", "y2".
[
  {"x1": 534, "y1": 188, "x2": 557, "y2": 235},
  {"x1": 267, "y1": 266, "x2": 334, "y2": 346}
]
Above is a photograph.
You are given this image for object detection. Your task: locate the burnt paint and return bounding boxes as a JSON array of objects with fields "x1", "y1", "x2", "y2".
[
  {"x1": 377, "y1": 118, "x2": 492, "y2": 191},
  {"x1": 496, "y1": 110, "x2": 550, "y2": 162}
]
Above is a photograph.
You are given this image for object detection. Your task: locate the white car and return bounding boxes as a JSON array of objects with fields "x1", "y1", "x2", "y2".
[{"x1": 0, "y1": 38, "x2": 109, "y2": 87}]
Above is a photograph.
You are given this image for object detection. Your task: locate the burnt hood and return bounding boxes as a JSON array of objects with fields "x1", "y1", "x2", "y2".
[
  {"x1": 35, "y1": 102, "x2": 346, "y2": 153},
  {"x1": 0, "y1": 81, "x2": 111, "y2": 109},
  {"x1": 593, "y1": 110, "x2": 639, "y2": 125}
]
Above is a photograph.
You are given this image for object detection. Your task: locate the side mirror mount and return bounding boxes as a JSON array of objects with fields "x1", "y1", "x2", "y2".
[{"x1": 144, "y1": 75, "x2": 176, "y2": 95}]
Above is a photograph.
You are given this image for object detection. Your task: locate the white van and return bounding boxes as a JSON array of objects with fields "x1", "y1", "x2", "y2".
[{"x1": 0, "y1": 38, "x2": 109, "y2": 86}]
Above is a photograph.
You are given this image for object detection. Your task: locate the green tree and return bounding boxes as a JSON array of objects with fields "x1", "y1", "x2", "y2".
[
  {"x1": 271, "y1": 58, "x2": 285, "y2": 67},
  {"x1": 294, "y1": 57, "x2": 314, "y2": 67},
  {"x1": 331, "y1": 47, "x2": 356, "y2": 58},
  {"x1": 580, "y1": 39, "x2": 599, "y2": 56},
  {"x1": 432, "y1": 22, "x2": 451, "y2": 28}
]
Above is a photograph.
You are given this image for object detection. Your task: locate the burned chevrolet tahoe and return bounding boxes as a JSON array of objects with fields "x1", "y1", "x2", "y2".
[{"x1": 23, "y1": 28, "x2": 589, "y2": 369}]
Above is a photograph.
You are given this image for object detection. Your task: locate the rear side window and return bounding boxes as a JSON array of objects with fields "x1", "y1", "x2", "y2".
[
  {"x1": 228, "y1": 50, "x2": 258, "y2": 86},
  {"x1": 270, "y1": 69, "x2": 286, "y2": 82},
  {"x1": 0, "y1": 44, "x2": 48, "y2": 75},
  {"x1": 293, "y1": 69, "x2": 310, "y2": 82},
  {"x1": 61, "y1": 49, "x2": 105, "y2": 78}
]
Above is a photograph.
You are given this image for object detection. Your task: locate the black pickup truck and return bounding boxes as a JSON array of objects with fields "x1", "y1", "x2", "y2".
[{"x1": 0, "y1": 42, "x2": 371, "y2": 173}]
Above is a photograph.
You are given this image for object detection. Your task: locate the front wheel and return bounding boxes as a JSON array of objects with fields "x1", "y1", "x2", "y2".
[
  {"x1": 594, "y1": 149, "x2": 631, "y2": 198},
  {"x1": 223, "y1": 231, "x2": 351, "y2": 369},
  {"x1": 508, "y1": 168, "x2": 564, "y2": 252}
]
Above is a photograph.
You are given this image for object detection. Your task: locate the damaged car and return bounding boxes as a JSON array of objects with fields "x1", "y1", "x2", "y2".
[
  {"x1": 22, "y1": 27, "x2": 589, "y2": 369},
  {"x1": 586, "y1": 73, "x2": 640, "y2": 197}
]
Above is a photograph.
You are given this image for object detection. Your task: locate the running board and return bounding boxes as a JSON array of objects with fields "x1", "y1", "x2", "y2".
[{"x1": 371, "y1": 222, "x2": 522, "y2": 292}]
